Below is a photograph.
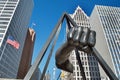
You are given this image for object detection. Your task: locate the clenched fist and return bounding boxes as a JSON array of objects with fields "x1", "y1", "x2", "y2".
[
  {"x1": 55, "y1": 27, "x2": 96, "y2": 73},
  {"x1": 67, "y1": 27, "x2": 96, "y2": 53}
]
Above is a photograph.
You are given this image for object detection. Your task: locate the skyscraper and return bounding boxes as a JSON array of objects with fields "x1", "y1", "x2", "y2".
[
  {"x1": 0, "y1": 0, "x2": 33, "y2": 78},
  {"x1": 17, "y1": 28, "x2": 36, "y2": 79},
  {"x1": 90, "y1": 5, "x2": 120, "y2": 79},
  {"x1": 64, "y1": 6, "x2": 101, "y2": 80}
]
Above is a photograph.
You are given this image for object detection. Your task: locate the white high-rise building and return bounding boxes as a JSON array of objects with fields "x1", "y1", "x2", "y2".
[
  {"x1": 0, "y1": 0, "x2": 33, "y2": 78},
  {"x1": 62, "y1": 6, "x2": 101, "y2": 80},
  {"x1": 90, "y1": 5, "x2": 120, "y2": 79}
]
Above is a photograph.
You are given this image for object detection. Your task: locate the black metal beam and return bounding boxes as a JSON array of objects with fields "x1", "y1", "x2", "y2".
[
  {"x1": 24, "y1": 13, "x2": 65, "y2": 80},
  {"x1": 92, "y1": 47, "x2": 118, "y2": 80},
  {"x1": 75, "y1": 49, "x2": 86, "y2": 80},
  {"x1": 65, "y1": 13, "x2": 78, "y2": 27},
  {"x1": 66, "y1": 17, "x2": 72, "y2": 30},
  {"x1": 40, "y1": 24, "x2": 61, "y2": 80}
]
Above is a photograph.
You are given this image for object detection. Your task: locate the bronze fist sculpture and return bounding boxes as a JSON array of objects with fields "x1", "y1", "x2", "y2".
[{"x1": 55, "y1": 27, "x2": 96, "y2": 73}]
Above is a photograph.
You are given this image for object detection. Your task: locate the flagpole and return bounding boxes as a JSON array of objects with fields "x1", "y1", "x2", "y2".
[
  {"x1": 31, "y1": 23, "x2": 36, "y2": 29},
  {"x1": 0, "y1": 42, "x2": 7, "y2": 61},
  {"x1": 31, "y1": 23, "x2": 33, "y2": 29}
]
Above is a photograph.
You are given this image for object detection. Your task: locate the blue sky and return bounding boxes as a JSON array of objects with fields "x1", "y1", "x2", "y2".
[{"x1": 29, "y1": 0, "x2": 120, "y2": 79}]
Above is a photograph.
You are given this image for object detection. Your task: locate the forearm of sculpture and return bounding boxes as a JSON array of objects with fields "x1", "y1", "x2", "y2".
[{"x1": 55, "y1": 42, "x2": 74, "y2": 65}]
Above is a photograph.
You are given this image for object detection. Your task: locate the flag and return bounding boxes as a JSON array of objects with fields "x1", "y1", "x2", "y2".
[
  {"x1": 6, "y1": 36, "x2": 20, "y2": 49},
  {"x1": 32, "y1": 23, "x2": 36, "y2": 26}
]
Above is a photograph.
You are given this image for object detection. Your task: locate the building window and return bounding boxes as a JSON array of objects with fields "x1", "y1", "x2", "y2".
[
  {"x1": 0, "y1": 34, "x2": 4, "y2": 37},
  {"x1": 0, "y1": 22, "x2": 8, "y2": 24},
  {"x1": 0, "y1": 30, "x2": 5, "y2": 33},
  {"x1": 77, "y1": 67, "x2": 79, "y2": 70},
  {"x1": 86, "y1": 67, "x2": 88, "y2": 71},
  {"x1": 77, "y1": 72, "x2": 79, "y2": 76},
  {"x1": 0, "y1": 26, "x2": 7, "y2": 29},
  {"x1": 86, "y1": 72, "x2": 88, "y2": 76}
]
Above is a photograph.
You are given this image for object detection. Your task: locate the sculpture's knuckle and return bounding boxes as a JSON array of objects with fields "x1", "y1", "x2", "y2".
[{"x1": 67, "y1": 27, "x2": 96, "y2": 50}]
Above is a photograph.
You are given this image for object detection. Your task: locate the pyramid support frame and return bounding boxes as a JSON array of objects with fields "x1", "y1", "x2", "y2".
[{"x1": 24, "y1": 13, "x2": 118, "y2": 80}]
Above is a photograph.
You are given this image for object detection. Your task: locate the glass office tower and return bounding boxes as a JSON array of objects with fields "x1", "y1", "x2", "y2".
[
  {"x1": 0, "y1": 0, "x2": 33, "y2": 78},
  {"x1": 90, "y1": 5, "x2": 120, "y2": 79}
]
